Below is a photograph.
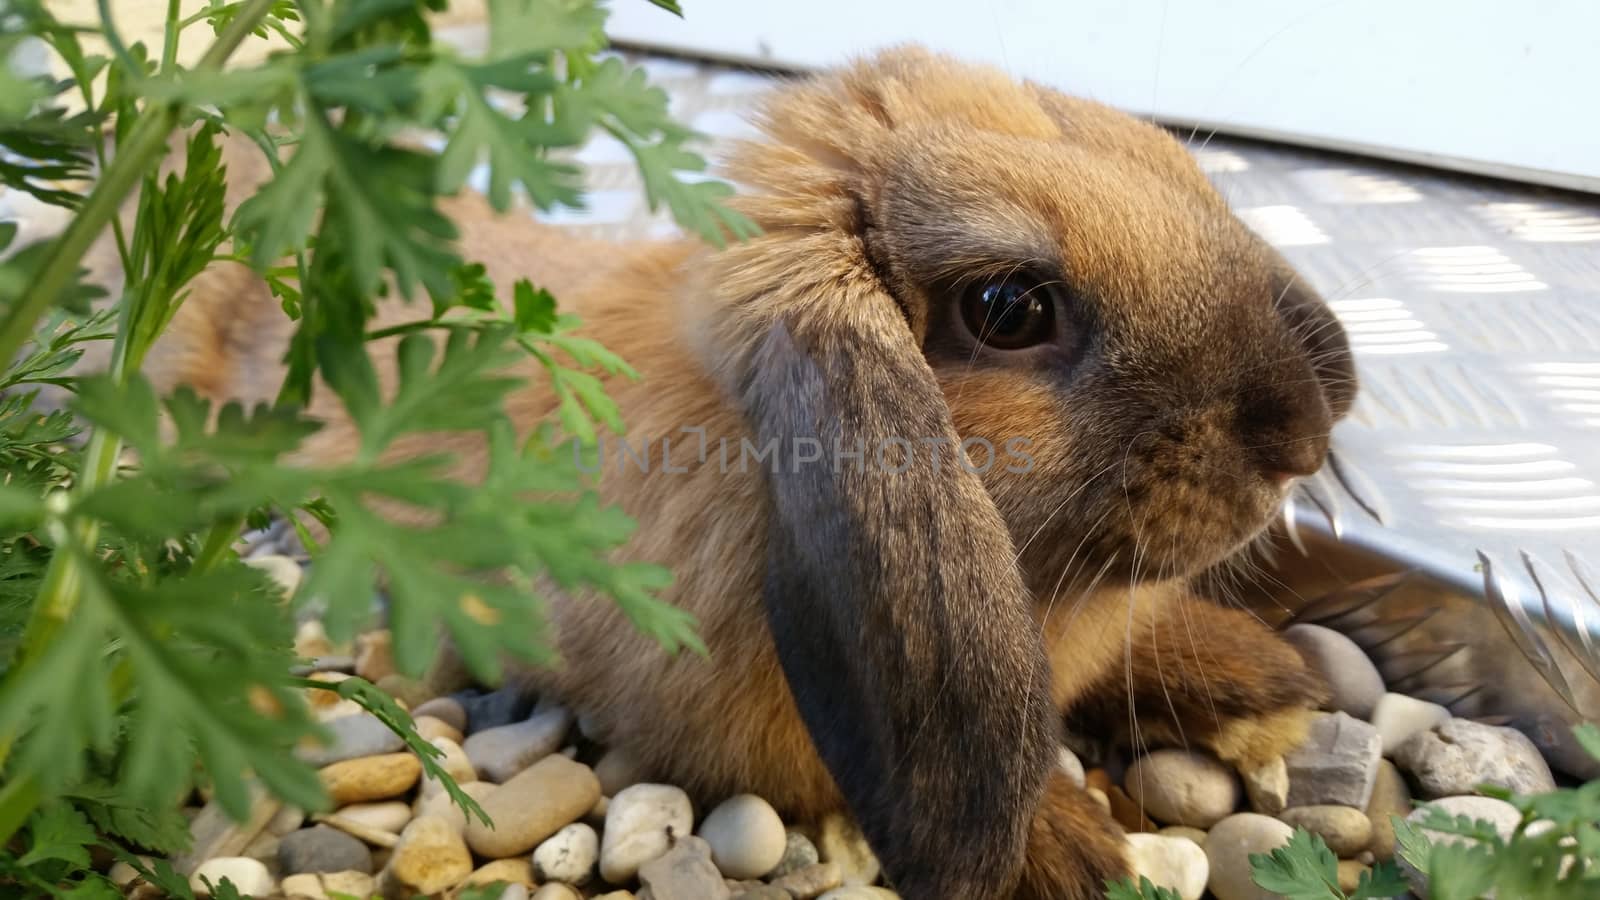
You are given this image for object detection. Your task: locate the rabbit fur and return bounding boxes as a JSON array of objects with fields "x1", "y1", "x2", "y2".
[{"x1": 113, "y1": 46, "x2": 1357, "y2": 900}]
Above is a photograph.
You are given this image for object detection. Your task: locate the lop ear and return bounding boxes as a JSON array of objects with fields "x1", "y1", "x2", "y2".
[
  {"x1": 1274, "y1": 274, "x2": 1358, "y2": 421},
  {"x1": 741, "y1": 314, "x2": 1058, "y2": 899}
]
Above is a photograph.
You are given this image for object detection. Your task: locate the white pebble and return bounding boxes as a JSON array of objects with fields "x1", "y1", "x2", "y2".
[
  {"x1": 189, "y1": 857, "x2": 275, "y2": 898},
  {"x1": 1204, "y1": 813, "x2": 1294, "y2": 900},
  {"x1": 698, "y1": 794, "x2": 787, "y2": 879},
  {"x1": 1126, "y1": 833, "x2": 1209, "y2": 900},
  {"x1": 599, "y1": 783, "x2": 694, "y2": 883},
  {"x1": 1125, "y1": 750, "x2": 1241, "y2": 827},
  {"x1": 1370, "y1": 693, "x2": 1451, "y2": 756},
  {"x1": 532, "y1": 822, "x2": 599, "y2": 886}
]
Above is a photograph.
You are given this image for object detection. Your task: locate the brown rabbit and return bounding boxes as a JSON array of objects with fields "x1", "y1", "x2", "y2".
[{"x1": 123, "y1": 46, "x2": 1355, "y2": 900}]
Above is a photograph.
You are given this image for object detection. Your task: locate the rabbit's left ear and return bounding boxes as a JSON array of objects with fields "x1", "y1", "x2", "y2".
[{"x1": 739, "y1": 311, "x2": 1059, "y2": 898}]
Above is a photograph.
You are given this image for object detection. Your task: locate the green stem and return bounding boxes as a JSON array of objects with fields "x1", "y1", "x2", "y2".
[
  {"x1": 194, "y1": 515, "x2": 247, "y2": 574},
  {"x1": 0, "y1": 774, "x2": 42, "y2": 850},
  {"x1": 162, "y1": 0, "x2": 184, "y2": 71}
]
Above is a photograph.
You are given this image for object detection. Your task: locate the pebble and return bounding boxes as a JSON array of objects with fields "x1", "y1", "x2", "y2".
[
  {"x1": 1204, "y1": 813, "x2": 1294, "y2": 900},
  {"x1": 533, "y1": 822, "x2": 599, "y2": 885},
  {"x1": 1394, "y1": 718, "x2": 1557, "y2": 798},
  {"x1": 600, "y1": 783, "x2": 695, "y2": 883},
  {"x1": 294, "y1": 619, "x2": 336, "y2": 660},
  {"x1": 318, "y1": 812, "x2": 400, "y2": 849},
  {"x1": 354, "y1": 630, "x2": 396, "y2": 682},
  {"x1": 817, "y1": 888, "x2": 900, "y2": 899},
  {"x1": 277, "y1": 824, "x2": 373, "y2": 874},
  {"x1": 412, "y1": 696, "x2": 468, "y2": 733},
  {"x1": 1126, "y1": 832, "x2": 1209, "y2": 900},
  {"x1": 593, "y1": 748, "x2": 652, "y2": 797},
  {"x1": 1336, "y1": 860, "x2": 1369, "y2": 893},
  {"x1": 1285, "y1": 712, "x2": 1381, "y2": 809},
  {"x1": 1107, "y1": 784, "x2": 1160, "y2": 833},
  {"x1": 1158, "y1": 826, "x2": 1209, "y2": 846},
  {"x1": 637, "y1": 835, "x2": 732, "y2": 900},
  {"x1": 1277, "y1": 805, "x2": 1373, "y2": 857},
  {"x1": 456, "y1": 686, "x2": 538, "y2": 733},
  {"x1": 463, "y1": 705, "x2": 573, "y2": 782},
  {"x1": 1058, "y1": 746, "x2": 1087, "y2": 788},
  {"x1": 414, "y1": 715, "x2": 464, "y2": 745},
  {"x1": 1410, "y1": 795, "x2": 1522, "y2": 842},
  {"x1": 531, "y1": 885, "x2": 582, "y2": 900},
  {"x1": 815, "y1": 813, "x2": 882, "y2": 886},
  {"x1": 247, "y1": 554, "x2": 304, "y2": 600},
  {"x1": 769, "y1": 861, "x2": 843, "y2": 899},
  {"x1": 1240, "y1": 756, "x2": 1289, "y2": 815},
  {"x1": 280, "y1": 873, "x2": 326, "y2": 900},
  {"x1": 1283, "y1": 624, "x2": 1386, "y2": 719},
  {"x1": 1364, "y1": 760, "x2": 1413, "y2": 861},
  {"x1": 1124, "y1": 750, "x2": 1241, "y2": 828},
  {"x1": 298, "y1": 713, "x2": 404, "y2": 767},
  {"x1": 329, "y1": 800, "x2": 411, "y2": 834},
  {"x1": 108, "y1": 859, "x2": 149, "y2": 889},
  {"x1": 698, "y1": 794, "x2": 787, "y2": 879},
  {"x1": 417, "y1": 735, "x2": 477, "y2": 798},
  {"x1": 266, "y1": 805, "x2": 307, "y2": 836},
  {"x1": 466, "y1": 754, "x2": 601, "y2": 858},
  {"x1": 734, "y1": 887, "x2": 793, "y2": 900},
  {"x1": 1370, "y1": 693, "x2": 1452, "y2": 757},
  {"x1": 320, "y1": 753, "x2": 421, "y2": 805},
  {"x1": 464, "y1": 858, "x2": 536, "y2": 887},
  {"x1": 1086, "y1": 787, "x2": 1111, "y2": 813},
  {"x1": 768, "y1": 829, "x2": 821, "y2": 879},
  {"x1": 321, "y1": 871, "x2": 374, "y2": 898},
  {"x1": 386, "y1": 815, "x2": 473, "y2": 895},
  {"x1": 190, "y1": 857, "x2": 275, "y2": 898},
  {"x1": 414, "y1": 779, "x2": 497, "y2": 833}
]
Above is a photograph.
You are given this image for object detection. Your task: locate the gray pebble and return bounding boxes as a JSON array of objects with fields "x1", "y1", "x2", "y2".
[
  {"x1": 1394, "y1": 718, "x2": 1556, "y2": 798},
  {"x1": 295, "y1": 713, "x2": 404, "y2": 767},
  {"x1": 463, "y1": 705, "x2": 572, "y2": 783},
  {"x1": 767, "y1": 830, "x2": 820, "y2": 879},
  {"x1": 277, "y1": 825, "x2": 373, "y2": 875},
  {"x1": 455, "y1": 686, "x2": 537, "y2": 734},
  {"x1": 1284, "y1": 624, "x2": 1386, "y2": 719},
  {"x1": 411, "y1": 696, "x2": 468, "y2": 733},
  {"x1": 1286, "y1": 712, "x2": 1382, "y2": 809},
  {"x1": 638, "y1": 835, "x2": 731, "y2": 900}
]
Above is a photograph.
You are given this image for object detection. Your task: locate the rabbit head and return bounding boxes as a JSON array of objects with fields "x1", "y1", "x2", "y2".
[{"x1": 680, "y1": 46, "x2": 1356, "y2": 896}]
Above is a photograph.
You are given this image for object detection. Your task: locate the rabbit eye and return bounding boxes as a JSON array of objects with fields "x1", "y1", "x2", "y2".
[{"x1": 959, "y1": 277, "x2": 1056, "y2": 350}]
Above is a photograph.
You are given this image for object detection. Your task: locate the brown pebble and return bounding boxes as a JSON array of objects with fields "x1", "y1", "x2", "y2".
[
  {"x1": 1107, "y1": 784, "x2": 1160, "y2": 833},
  {"x1": 465, "y1": 755, "x2": 601, "y2": 858},
  {"x1": 321, "y1": 753, "x2": 421, "y2": 805},
  {"x1": 1337, "y1": 859, "x2": 1369, "y2": 893},
  {"x1": 354, "y1": 630, "x2": 396, "y2": 683},
  {"x1": 464, "y1": 857, "x2": 535, "y2": 887},
  {"x1": 1364, "y1": 760, "x2": 1413, "y2": 862}
]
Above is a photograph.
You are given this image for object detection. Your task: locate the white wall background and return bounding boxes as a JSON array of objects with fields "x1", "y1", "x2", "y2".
[{"x1": 610, "y1": 0, "x2": 1600, "y2": 194}]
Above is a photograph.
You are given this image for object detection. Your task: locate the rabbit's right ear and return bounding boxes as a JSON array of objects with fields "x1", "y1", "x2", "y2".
[{"x1": 741, "y1": 315, "x2": 1059, "y2": 899}]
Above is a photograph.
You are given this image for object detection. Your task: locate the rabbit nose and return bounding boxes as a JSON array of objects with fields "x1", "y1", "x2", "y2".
[{"x1": 1256, "y1": 432, "x2": 1329, "y2": 482}]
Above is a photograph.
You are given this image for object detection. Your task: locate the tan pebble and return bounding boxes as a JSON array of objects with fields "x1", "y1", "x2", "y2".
[
  {"x1": 592, "y1": 892, "x2": 636, "y2": 900},
  {"x1": 107, "y1": 859, "x2": 150, "y2": 889},
  {"x1": 266, "y1": 805, "x2": 307, "y2": 836},
  {"x1": 321, "y1": 870, "x2": 375, "y2": 898},
  {"x1": 585, "y1": 794, "x2": 609, "y2": 825},
  {"x1": 1337, "y1": 860, "x2": 1369, "y2": 893},
  {"x1": 770, "y1": 861, "x2": 843, "y2": 898},
  {"x1": 416, "y1": 780, "x2": 497, "y2": 833},
  {"x1": 315, "y1": 812, "x2": 401, "y2": 848},
  {"x1": 321, "y1": 753, "x2": 422, "y2": 805},
  {"x1": 530, "y1": 884, "x2": 583, "y2": 900},
  {"x1": 388, "y1": 815, "x2": 473, "y2": 895},
  {"x1": 280, "y1": 873, "x2": 326, "y2": 900},
  {"x1": 241, "y1": 829, "x2": 278, "y2": 865},
  {"x1": 1158, "y1": 826, "x2": 1209, "y2": 846},
  {"x1": 417, "y1": 736, "x2": 477, "y2": 797},
  {"x1": 1364, "y1": 760, "x2": 1412, "y2": 862},
  {"x1": 1240, "y1": 756, "x2": 1288, "y2": 815},
  {"x1": 414, "y1": 715, "x2": 464, "y2": 745},
  {"x1": 295, "y1": 619, "x2": 336, "y2": 659},
  {"x1": 304, "y1": 671, "x2": 351, "y2": 709},
  {"x1": 464, "y1": 857, "x2": 535, "y2": 887},
  {"x1": 466, "y1": 755, "x2": 601, "y2": 858},
  {"x1": 1086, "y1": 787, "x2": 1111, "y2": 812},
  {"x1": 330, "y1": 800, "x2": 412, "y2": 834},
  {"x1": 1125, "y1": 750, "x2": 1242, "y2": 828},
  {"x1": 1279, "y1": 805, "x2": 1373, "y2": 857},
  {"x1": 354, "y1": 629, "x2": 396, "y2": 682}
]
